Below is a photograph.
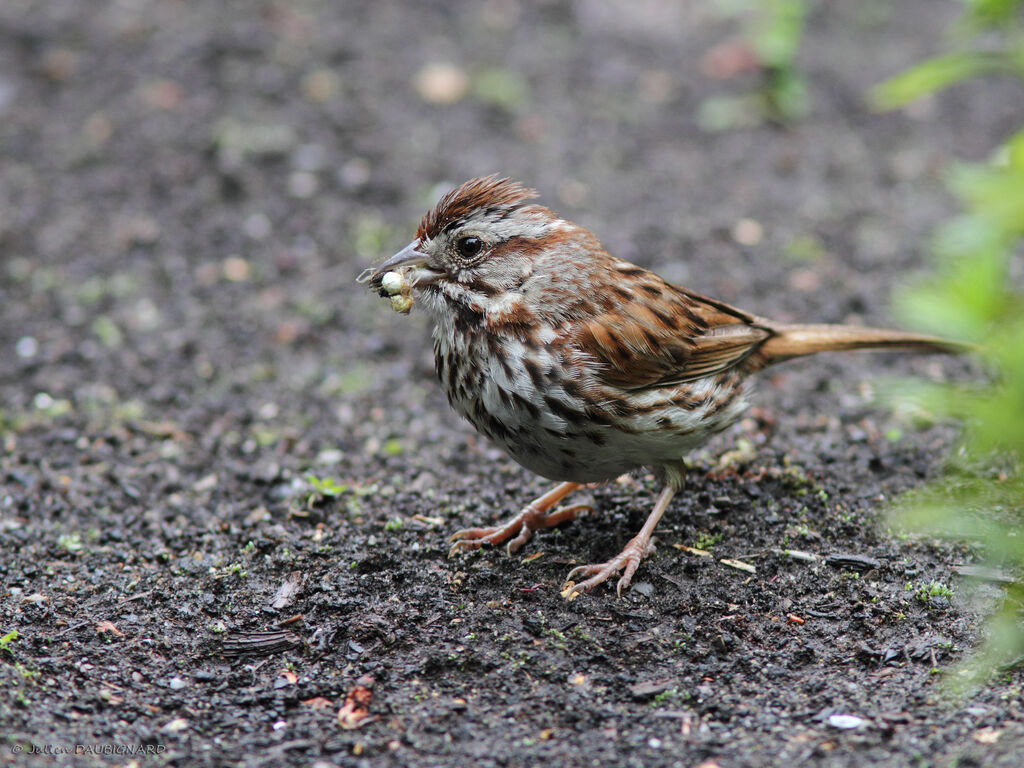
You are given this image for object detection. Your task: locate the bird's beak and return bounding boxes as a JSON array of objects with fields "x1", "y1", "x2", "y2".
[
  {"x1": 367, "y1": 239, "x2": 444, "y2": 289},
  {"x1": 372, "y1": 239, "x2": 428, "y2": 278}
]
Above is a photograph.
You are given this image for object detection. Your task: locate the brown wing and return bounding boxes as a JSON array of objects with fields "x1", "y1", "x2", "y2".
[{"x1": 571, "y1": 268, "x2": 773, "y2": 390}]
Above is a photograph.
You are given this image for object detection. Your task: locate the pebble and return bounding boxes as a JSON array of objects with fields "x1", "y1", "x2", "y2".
[
  {"x1": 828, "y1": 714, "x2": 867, "y2": 730},
  {"x1": 15, "y1": 336, "x2": 38, "y2": 359}
]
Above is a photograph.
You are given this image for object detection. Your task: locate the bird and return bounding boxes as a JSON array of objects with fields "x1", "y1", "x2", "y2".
[{"x1": 365, "y1": 175, "x2": 964, "y2": 598}]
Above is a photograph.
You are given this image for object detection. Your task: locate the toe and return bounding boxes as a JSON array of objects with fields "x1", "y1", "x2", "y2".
[
  {"x1": 448, "y1": 527, "x2": 489, "y2": 543},
  {"x1": 615, "y1": 558, "x2": 640, "y2": 597},
  {"x1": 505, "y1": 525, "x2": 533, "y2": 555}
]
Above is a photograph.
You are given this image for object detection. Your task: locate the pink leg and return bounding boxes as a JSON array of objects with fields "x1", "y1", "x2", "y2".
[
  {"x1": 563, "y1": 484, "x2": 677, "y2": 598},
  {"x1": 449, "y1": 481, "x2": 589, "y2": 556}
]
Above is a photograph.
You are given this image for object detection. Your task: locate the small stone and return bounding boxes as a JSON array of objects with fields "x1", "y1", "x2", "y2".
[
  {"x1": 301, "y1": 69, "x2": 339, "y2": 102},
  {"x1": 292, "y1": 143, "x2": 327, "y2": 172},
  {"x1": 338, "y1": 158, "x2": 371, "y2": 188},
  {"x1": 412, "y1": 62, "x2": 470, "y2": 104},
  {"x1": 287, "y1": 171, "x2": 318, "y2": 198},
  {"x1": 732, "y1": 218, "x2": 764, "y2": 246},
  {"x1": 223, "y1": 256, "x2": 250, "y2": 282},
  {"x1": 828, "y1": 714, "x2": 867, "y2": 730},
  {"x1": 161, "y1": 718, "x2": 189, "y2": 734},
  {"x1": 141, "y1": 79, "x2": 185, "y2": 110},
  {"x1": 15, "y1": 336, "x2": 38, "y2": 359},
  {"x1": 243, "y1": 213, "x2": 272, "y2": 240}
]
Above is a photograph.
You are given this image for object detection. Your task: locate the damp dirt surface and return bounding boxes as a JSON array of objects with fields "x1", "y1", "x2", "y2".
[{"x1": 2, "y1": 2, "x2": 1023, "y2": 766}]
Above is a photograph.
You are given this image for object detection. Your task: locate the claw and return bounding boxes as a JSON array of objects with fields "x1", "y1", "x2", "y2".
[
  {"x1": 447, "y1": 522, "x2": 531, "y2": 557},
  {"x1": 446, "y1": 482, "x2": 587, "y2": 557},
  {"x1": 559, "y1": 484, "x2": 677, "y2": 599},
  {"x1": 561, "y1": 548, "x2": 647, "y2": 602},
  {"x1": 561, "y1": 538, "x2": 654, "y2": 597}
]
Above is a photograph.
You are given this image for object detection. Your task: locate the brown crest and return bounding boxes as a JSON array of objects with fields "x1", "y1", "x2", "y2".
[{"x1": 417, "y1": 176, "x2": 539, "y2": 241}]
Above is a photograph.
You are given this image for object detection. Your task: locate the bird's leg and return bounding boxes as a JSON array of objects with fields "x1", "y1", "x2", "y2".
[
  {"x1": 449, "y1": 481, "x2": 590, "y2": 557},
  {"x1": 563, "y1": 483, "x2": 677, "y2": 598}
]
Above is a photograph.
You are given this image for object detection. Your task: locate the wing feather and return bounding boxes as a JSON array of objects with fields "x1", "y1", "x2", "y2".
[{"x1": 571, "y1": 273, "x2": 772, "y2": 390}]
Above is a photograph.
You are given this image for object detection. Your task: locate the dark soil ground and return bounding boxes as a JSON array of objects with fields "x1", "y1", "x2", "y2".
[{"x1": 2, "y1": 1, "x2": 1023, "y2": 766}]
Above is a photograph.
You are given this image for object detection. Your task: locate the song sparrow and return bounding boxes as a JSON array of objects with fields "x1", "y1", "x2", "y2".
[{"x1": 366, "y1": 176, "x2": 962, "y2": 598}]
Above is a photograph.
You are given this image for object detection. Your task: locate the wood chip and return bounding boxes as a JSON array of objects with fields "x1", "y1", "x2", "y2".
[
  {"x1": 133, "y1": 420, "x2": 188, "y2": 440},
  {"x1": 629, "y1": 677, "x2": 676, "y2": 698},
  {"x1": 192, "y1": 473, "x2": 218, "y2": 492},
  {"x1": 221, "y1": 630, "x2": 302, "y2": 658},
  {"x1": 560, "y1": 582, "x2": 581, "y2": 601},
  {"x1": 96, "y1": 620, "x2": 123, "y2": 636},
  {"x1": 973, "y1": 727, "x2": 1001, "y2": 744},
  {"x1": 779, "y1": 549, "x2": 819, "y2": 562},
  {"x1": 674, "y1": 544, "x2": 712, "y2": 557},
  {"x1": 302, "y1": 696, "x2": 333, "y2": 710},
  {"x1": 338, "y1": 675, "x2": 376, "y2": 729},
  {"x1": 720, "y1": 558, "x2": 756, "y2": 574},
  {"x1": 269, "y1": 570, "x2": 303, "y2": 610}
]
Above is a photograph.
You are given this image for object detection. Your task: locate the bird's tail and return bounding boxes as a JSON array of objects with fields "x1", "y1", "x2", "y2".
[{"x1": 753, "y1": 323, "x2": 969, "y2": 369}]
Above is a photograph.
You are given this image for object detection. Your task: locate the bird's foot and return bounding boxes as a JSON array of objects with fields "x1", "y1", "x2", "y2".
[
  {"x1": 449, "y1": 502, "x2": 591, "y2": 557},
  {"x1": 562, "y1": 535, "x2": 656, "y2": 599}
]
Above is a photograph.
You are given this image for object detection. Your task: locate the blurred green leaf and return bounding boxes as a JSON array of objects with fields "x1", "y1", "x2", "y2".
[
  {"x1": 696, "y1": 94, "x2": 765, "y2": 133},
  {"x1": 963, "y1": 0, "x2": 1024, "y2": 27},
  {"x1": 764, "y1": 67, "x2": 808, "y2": 121},
  {"x1": 883, "y1": 0, "x2": 1024, "y2": 683},
  {"x1": 949, "y1": 165, "x2": 1024, "y2": 236},
  {"x1": 709, "y1": 0, "x2": 810, "y2": 126},
  {"x1": 749, "y1": 0, "x2": 807, "y2": 66},
  {"x1": 1007, "y1": 129, "x2": 1024, "y2": 168},
  {"x1": 472, "y1": 67, "x2": 529, "y2": 112},
  {"x1": 870, "y1": 52, "x2": 1006, "y2": 109}
]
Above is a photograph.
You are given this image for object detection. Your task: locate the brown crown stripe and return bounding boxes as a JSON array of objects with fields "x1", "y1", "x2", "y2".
[{"x1": 417, "y1": 176, "x2": 538, "y2": 241}]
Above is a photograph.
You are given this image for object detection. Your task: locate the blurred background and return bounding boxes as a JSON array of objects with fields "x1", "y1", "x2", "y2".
[
  {"x1": 2, "y1": 0, "x2": 1016, "y2": 477},
  {"x1": 2, "y1": 1, "x2": 1023, "y2": 762}
]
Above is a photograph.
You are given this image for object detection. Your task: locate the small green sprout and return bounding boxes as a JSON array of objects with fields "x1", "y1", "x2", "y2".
[
  {"x1": 652, "y1": 688, "x2": 679, "y2": 706},
  {"x1": 915, "y1": 582, "x2": 954, "y2": 604},
  {"x1": 226, "y1": 563, "x2": 247, "y2": 579},
  {"x1": 305, "y1": 474, "x2": 348, "y2": 497},
  {"x1": 692, "y1": 532, "x2": 722, "y2": 551},
  {"x1": 0, "y1": 630, "x2": 18, "y2": 653},
  {"x1": 57, "y1": 533, "x2": 83, "y2": 553}
]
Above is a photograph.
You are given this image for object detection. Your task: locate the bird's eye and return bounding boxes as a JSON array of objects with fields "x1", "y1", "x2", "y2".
[{"x1": 456, "y1": 236, "x2": 483, "y2": 259}]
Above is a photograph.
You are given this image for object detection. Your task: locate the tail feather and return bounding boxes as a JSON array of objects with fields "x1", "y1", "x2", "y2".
[{"x1": 754, "y1": 323, "x2": 969, "y2": 368}]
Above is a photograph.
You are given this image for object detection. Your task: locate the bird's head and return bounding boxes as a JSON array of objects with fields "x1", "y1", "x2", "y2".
[{"x1": 369, "y1": 176, "x2": 571, "y2": 312}]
